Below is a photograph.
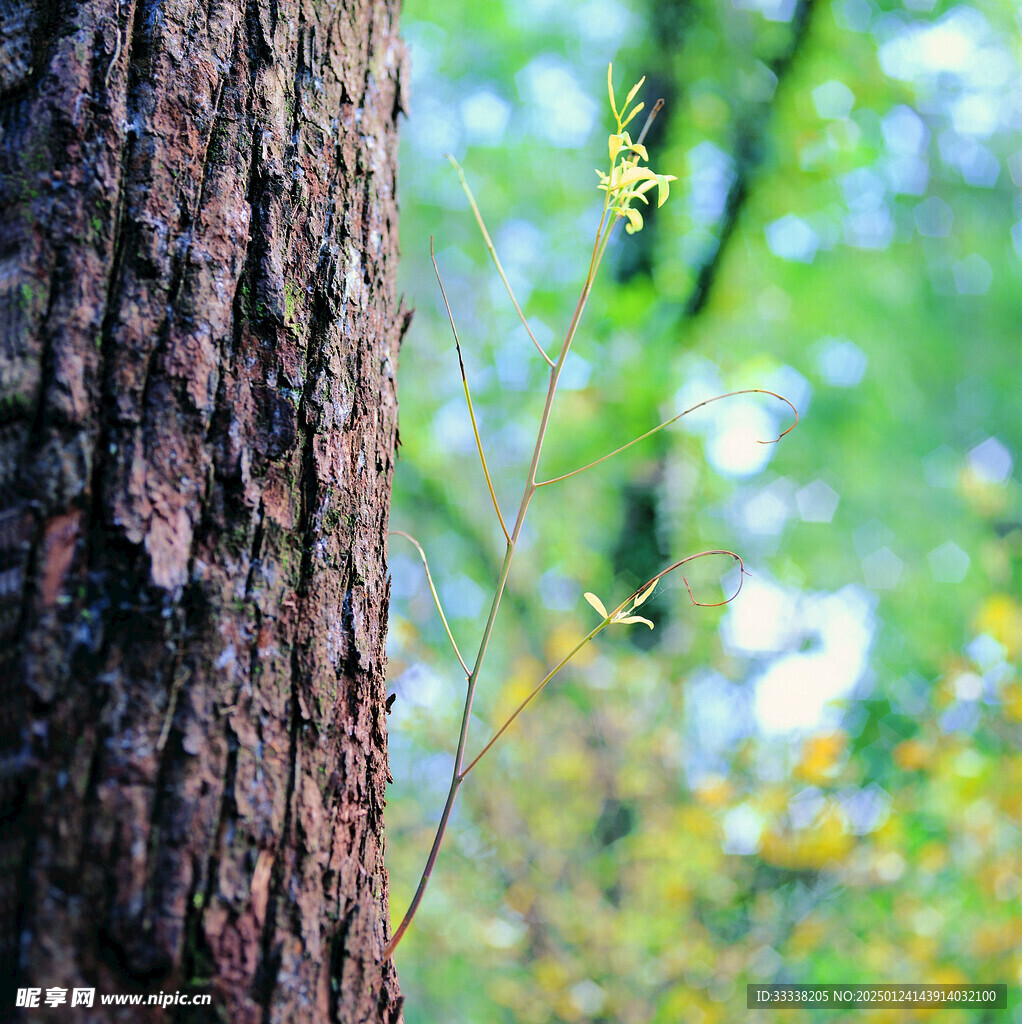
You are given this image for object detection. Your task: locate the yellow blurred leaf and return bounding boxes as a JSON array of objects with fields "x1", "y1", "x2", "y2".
[
  {"x1": 760, "y1": 801, "x2": 854, "y2": 870},
  {"x1": 917, "y1": 840, "x2": 949, "y2": 874},
  {"x1": 546, "y1": 743, "x2": 593, "y2": 785},
  {"x1": 692, "y1": 775, "x2": 733, "y2": 809},
  {"x1": 973, "y1": 919, "x2": 1022, "y2": 956},
  {"x1": 534, "y1": 954, "x2": 569, "y2": 993},
  {"x1": 788, "y1": 915, "x2": 827, "y2": 956},
  {"x1": 489, "y1": 655, "x2": 545, "y2": 730},
  {"x1": 487, "y1": 977, "x2": 527, "y2": 1010},
  {"x1": 959, "y1": 466, "x2": 1009, "y2": 516},
  {"x1": 1000, "y1": 679, "x2": 1022, "y2": 722},
  {"x1": 795, "y1": 730, "x2": 848, "y2": 783},
  {"x1": 545, "y1": 620, "x2": 596, "y2": 667},
  {"x1": 974, "y1": 593, "x2": 1022, "y2": 659},
  {"x1": 893, "y1": 738, "x2": 932, "y2": 771},
  {"x1": 504, "y1": 880, "x2": 536, "y2": 915}
]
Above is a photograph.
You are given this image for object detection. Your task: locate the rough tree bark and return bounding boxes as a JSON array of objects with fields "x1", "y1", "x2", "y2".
[{"x1": 0, "y1": 0, "x2": 407, "y2": 1018}]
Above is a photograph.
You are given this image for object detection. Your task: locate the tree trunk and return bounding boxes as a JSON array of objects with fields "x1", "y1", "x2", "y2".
[{"x1": 0, "y1": 0, "x2": 407, "y2": 1017}]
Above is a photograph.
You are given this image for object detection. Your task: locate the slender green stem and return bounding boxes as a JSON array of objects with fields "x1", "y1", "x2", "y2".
[
  {"x1": 535, "y1": 388, "x2": 799, "y2": 488},
  {"x1": 385, "y1": 190, "x2": 616, "y2": 961},
  {"x1": 458, "y1": 541, "x2": 515, "y2": 770},
  {"x1": 389, "y1": 530, "x2": 469, "y2": 677},
  {"x1": 448, "y1": 155, "x2": 555, "y2": 368},
  {"x1": 461, "y1": 546, "x2": 748, "y2": 779},
  {"x1": 385, "y1": 100, "x2": 718, "y2": 958},
  {"x1": 460, "y1": 622, "x2": 606, "y2": 778},
  {"x1": 431, "y1": 238, "x2": 512, "y2": 543},
  {"x1": 382, "y1": 773, "x2": 463, "y2": 958},
  {"x1": 635, "y1": 98, "x2": 664, "y2": 147}
]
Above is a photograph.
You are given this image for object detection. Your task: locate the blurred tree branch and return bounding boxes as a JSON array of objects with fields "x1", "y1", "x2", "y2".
[{"x1": 684, "y1": 0, "x2": 818, "y2": 316}]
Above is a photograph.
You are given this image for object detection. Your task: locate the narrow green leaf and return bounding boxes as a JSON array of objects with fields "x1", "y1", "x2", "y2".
[
  {"x1": 656, "y1": 173, "x2": 676, "y2": 208},
  {"x1": 615, "y1": 615, "x2": 655, "y2": 629},
  {"x1": 607, "y1": 63, "x2": 618, "y2": 122},
  {"x1": 623, "y1": 76, "x2": 646, "y2": 112},
  {"x1": 619, "y1": 101, "x2": 645, "y2": 130}
]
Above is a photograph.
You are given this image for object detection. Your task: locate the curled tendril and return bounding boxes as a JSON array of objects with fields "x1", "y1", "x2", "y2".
[
  {"x1": 629, "y1": 549, "x2": 747, "y2": 611},
  {"x1": 536, "y1": 388, "x2": 799, "y2": 489},
  {"x1": 753, "y1": 390, "x2": 799, "y2": 445}
]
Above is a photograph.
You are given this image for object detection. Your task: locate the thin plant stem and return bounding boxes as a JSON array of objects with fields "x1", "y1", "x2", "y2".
[
  {"x1": 447, "y1": 155, "x2": 556, "y2": 368},
  {"x1": 385, "y1": 79, "x2": 785, "y2": 961},
  {"x1": 382, "y1": 771, "x2": 463, "y2": 956},
  {"x1": 635, "y1": 98, "x2": 664, "y2": 147},
  {"x1": 389, "y1": 530, "x2": 469, "y2": 677},
  {"x1": 431, "y1": 238, "x2": 512, "y2": 544},
  {"x1": 384, "y1": 190, "x2": 615, "y2": 961},
  {"x1": 461, "y1": 548, "x2": 746, "y2": 777},
  {"x1": 460, "y1": 623, "x2": 605, "y2": 778},
  {"x1": 535, "y1": 388, "x2": 799, "y2": 487}
]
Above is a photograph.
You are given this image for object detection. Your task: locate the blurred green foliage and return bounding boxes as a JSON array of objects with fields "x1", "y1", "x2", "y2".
[{"x1": 386, "y1": 0, "x2": 1022, "y2": 1020}]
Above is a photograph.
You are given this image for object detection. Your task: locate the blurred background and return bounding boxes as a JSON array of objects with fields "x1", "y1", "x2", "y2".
[{"x1": 384, "y1": 0, "x2": 1022, "y2": 1020}]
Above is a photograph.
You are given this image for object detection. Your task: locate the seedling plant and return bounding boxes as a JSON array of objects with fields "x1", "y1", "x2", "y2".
[{"x1": 385, "y1": 65, "x2": 796, "y2": 958}]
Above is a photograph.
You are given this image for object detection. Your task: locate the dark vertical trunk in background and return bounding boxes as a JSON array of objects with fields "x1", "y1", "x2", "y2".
[{"x1": 0, "y1": 0, "x2": 407, "y2": 1017}]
